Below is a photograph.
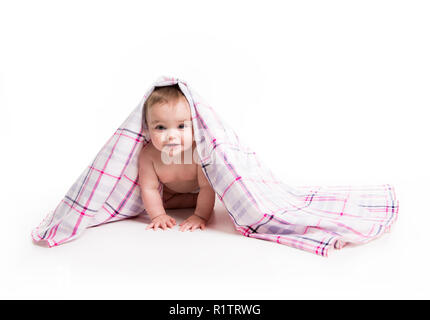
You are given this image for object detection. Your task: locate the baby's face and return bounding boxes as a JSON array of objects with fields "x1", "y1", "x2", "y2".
[{"x1": 146, "y1": 97, "x2": 193, "y2": 158}]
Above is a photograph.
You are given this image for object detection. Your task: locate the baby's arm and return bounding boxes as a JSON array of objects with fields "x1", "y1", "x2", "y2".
[
  {"x1": 138, "y1": 146, "x2": 176, "y2": 230},
  {"x1": 179, "y1": 166, "x2": 215, "y2": 232}
]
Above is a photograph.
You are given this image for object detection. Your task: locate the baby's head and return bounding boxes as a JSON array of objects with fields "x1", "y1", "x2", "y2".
[{"x1": 143, "y1": 84, "x2": 193, "y2": 157}]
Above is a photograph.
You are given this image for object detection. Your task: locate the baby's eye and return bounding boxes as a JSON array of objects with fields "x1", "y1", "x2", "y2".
[
  {"x1": 178, "y1": 123, "x2": 185, "y2": 129},
  {"x1": 154, "y1": 125, "x2": 165, "y2": 130}
]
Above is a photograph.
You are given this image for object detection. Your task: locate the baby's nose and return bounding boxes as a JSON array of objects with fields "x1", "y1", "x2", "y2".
[{"x1": 166, "y1": 129, "x2": 179, "y2": 140}]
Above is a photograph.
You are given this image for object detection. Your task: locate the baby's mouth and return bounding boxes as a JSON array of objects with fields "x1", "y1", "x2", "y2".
[{"x1": 165, "y1": 144, "x2": 180, "y2": 147}]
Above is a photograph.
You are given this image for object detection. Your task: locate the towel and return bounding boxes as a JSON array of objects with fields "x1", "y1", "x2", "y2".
[{"x1": 31, "y1": 76, "x2": 399, "y2": 256}]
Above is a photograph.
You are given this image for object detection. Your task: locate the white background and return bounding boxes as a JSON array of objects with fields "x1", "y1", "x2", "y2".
[{"x1": 1, "y1": 0, "x2": 429, "y2": 299}]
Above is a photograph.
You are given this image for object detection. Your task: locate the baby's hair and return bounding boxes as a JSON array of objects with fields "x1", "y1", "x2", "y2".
[{"x1": 143, "y1": 84, "x2": 186, "y2": 127}]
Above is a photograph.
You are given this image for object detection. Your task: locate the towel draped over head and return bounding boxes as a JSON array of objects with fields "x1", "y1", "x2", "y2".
[{"x1": 31, "y1": 76, "x2": 399, "y2": 256}]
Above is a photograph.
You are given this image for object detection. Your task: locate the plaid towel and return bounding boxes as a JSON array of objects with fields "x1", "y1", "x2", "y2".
[{"x1": 31, "y1": 76, "x2": 399, "y2": 256}]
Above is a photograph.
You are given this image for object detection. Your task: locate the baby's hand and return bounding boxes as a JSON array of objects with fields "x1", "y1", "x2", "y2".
[
  {"x1": 146, "y1": 214, "x2": 176, "y2": 231},
  {"x1": 179, "y1": 214, "x2": 207, "y2": 232}
]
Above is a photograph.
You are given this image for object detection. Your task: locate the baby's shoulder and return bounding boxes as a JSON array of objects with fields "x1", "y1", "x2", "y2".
[{"x1": 138, "y1": 141, "x2": 156, "y2": 163}]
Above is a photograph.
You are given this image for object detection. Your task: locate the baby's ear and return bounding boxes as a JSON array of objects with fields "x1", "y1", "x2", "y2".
[{"x1": 141, "y1": 120, "x2": 150, "y2": 138}]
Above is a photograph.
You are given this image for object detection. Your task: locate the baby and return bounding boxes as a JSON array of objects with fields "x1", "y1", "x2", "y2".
[{"x1": 138, "y1": 84, "x2": 215, "y2": 232}]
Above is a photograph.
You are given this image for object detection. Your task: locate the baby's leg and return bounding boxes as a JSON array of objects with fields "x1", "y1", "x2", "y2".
[{"x1": 163, "y1": 189, "x2": 198, "y2": 209}]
